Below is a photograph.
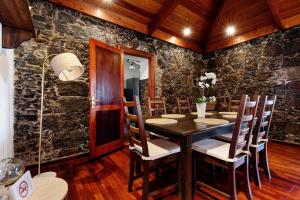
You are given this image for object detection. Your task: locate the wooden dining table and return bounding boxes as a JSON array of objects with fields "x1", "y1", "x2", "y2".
[{"x1": 144, "y1": 112, "x2": 236, "y2": 200}]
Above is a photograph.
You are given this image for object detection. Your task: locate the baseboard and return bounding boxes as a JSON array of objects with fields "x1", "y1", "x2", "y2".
[{"x1": 269, "y1": 139, "x2": 300, "y2": 148}]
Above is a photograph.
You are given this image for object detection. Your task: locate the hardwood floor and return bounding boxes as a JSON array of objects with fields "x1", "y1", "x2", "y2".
[{"x1": 47, "y1": 142, "x2": 299, "y2": 200}]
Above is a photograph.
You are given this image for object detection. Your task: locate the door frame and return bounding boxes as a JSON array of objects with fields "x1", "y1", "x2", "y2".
[
  {"x1": 89, "y1": 38, "x2": 124, "y2": 159},
  {"x1": 121, "y1": 47, "x2": 155, "y2": 99}
]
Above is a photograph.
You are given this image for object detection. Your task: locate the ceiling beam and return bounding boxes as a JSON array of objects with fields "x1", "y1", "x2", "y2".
[
  {"x1": 206, "y1": 25, "x2": 278, "y2": 52},
  {"x1": 204, "y1": 0, "x2": 226, "y2": 52},
  {"x1": 148, "y1": 0, "x2": 182, "y2": 35},
  {"x1": 266, "y1": 0, "x2": 285, "y2": 29}
]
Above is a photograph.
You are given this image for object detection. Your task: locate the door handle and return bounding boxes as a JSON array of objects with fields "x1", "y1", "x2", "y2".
[{"x1": 89, "y1": 96, "x2": 101, "y2": 108}]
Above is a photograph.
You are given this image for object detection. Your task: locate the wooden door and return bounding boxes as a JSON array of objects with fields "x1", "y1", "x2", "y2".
[{"x1": 89, "y1": 38, "x2": 124, "y2": 159}]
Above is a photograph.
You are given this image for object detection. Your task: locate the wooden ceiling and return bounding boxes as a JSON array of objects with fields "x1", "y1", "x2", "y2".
[{"x1": 47, "y1": 0, "x2": 300, "y2": 53}]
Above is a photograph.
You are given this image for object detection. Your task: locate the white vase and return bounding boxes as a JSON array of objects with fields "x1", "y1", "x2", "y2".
[{"x1": 196, "y1": 103, "x2": 206, "y2": 118}]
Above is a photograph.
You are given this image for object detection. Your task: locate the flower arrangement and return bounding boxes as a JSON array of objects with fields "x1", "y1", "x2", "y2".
[
  {"x1": 198, "y1": 72, "x2": 217, "y2": 88},
  {"x1": 195, "y1": 96, "x2": 217, "y2": 104}
]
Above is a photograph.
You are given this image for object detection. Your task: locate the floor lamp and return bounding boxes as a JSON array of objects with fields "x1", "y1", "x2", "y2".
[{"x1": 38, "y1": 53, "x2": 84, "y2": 176}]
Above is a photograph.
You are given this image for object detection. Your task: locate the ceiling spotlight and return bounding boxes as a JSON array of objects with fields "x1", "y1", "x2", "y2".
[
  {"x1": 183, "y1": 27, "x2": 191, "y2": 36},
  {"x1": 226, "y1": 25, "x2": 236, "y2": 36},
  {"x1": 103, "y1": 0, "x2": 113, "y2": 4},
  {"x1": 170, "y1": 36, "x2": 176, "y2": 43},
  {"x1": 95, "y1": 9, "x2": 102, "y2": 17}
]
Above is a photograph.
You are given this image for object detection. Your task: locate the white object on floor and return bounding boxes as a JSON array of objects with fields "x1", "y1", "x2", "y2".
[
  {"x1": 190, "y1": 112, "x2": 213, "y2": 116},
  {"x1": 131, "y1": 139, "x2": 180, "y2": 160},
  {"x1": 222, "y1": 114, "x2": 237, "y2": 119},
  {"x1": 192, "y1": 139, "x2": 241, "y2": 162},
  {"x1": 146, "y1": 118, "x2": 177, "y2": 125},
  {"x1": 218, "y1": 111, "x2": 237, "y2": 115},
  {"x1": 161, "y1": 114, "x2": 185, "y2": 119},
  {"x1": 194, "y1": 118, "x2": 229, "y2": 125},
  {"x1": 30, "y1": 177, "x2": 68, "y2": 200}
]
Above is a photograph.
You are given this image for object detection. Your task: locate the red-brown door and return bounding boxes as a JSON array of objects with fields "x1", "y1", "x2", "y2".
[{"x1": 89, "y1": 38, "x2": 124, "y2": 159}]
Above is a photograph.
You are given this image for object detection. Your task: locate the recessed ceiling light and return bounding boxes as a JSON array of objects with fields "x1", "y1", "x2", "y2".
[
  {"x1": 226, "y1": 25, "x2": 236, "y2": 36},
  {"x1": 170, "y1": 36, "x2": 176, "y2": 43},
  {"x1": 103, "y1": 0, "x2": 113, "y2": 4},
  {"x1": 183, "y1": 27, "x2": 191, "y2": 36},
  {"x1": 96, "y1": 9, "x2": 102, "y2": 17}
]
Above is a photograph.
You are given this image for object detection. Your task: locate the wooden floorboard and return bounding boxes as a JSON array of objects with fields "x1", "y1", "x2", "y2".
[{"x1": 43, "y1": 142, "x2": 299, "y2": 200}]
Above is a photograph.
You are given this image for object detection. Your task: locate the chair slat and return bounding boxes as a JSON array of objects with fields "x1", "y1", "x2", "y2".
[
  {"x1": 127, "y1": 113, "x2": 137, "y2": 122},
  {"x1": 246, "y1": 101, "x2": 256, "y2": 108},
  {"x1": 264, "y1": 111, "x2": 271, "y2": 116},
  {"x1": 261, "y1": 121, "x2": 268, "y2": 127},
  {"x1": 236, "y1": 140, "x2": 247, "y2": 150},
  {"x1": 129, "y1": 125, "x2": 140, "y2": 134},
  {"x1": 124, "y1": 101, "x2": 135, "y2": 107},
  {"x1": 266, "y1": 100, "x2": 274, "y2": 105},
  {"x1": 242, "y1": 115, "x2": 253, "y2": 122},
  {"x1": 240, "y1": 127, "x2": 250, "y2": 136},
  {"x1": 131, "y1": 137, "x2": 142, "y2": 146}
]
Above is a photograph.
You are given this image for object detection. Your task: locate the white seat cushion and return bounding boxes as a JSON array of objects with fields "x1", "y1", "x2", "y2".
[
  {"x1": 216, "y1": 133, "x2": 232, "y2": 142},
  {"x1": 131, "y1": 139, "x2": 180, "y2": 160},
  {"x1": 192, "y1": 139, "x2": 240, "y2": 162}
]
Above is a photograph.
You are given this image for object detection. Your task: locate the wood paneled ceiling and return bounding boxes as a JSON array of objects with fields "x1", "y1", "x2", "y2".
[{"x1": 48, "y1": 0, "x2": 300, "y2": 53}]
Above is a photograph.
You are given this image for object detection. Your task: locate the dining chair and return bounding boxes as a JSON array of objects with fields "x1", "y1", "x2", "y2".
[
  {"x1": 192, "y1": 95, "x2": 259, "y2": 200},
  {"x1": 147, "y1": 97, "x2": 167, "y2": 117},
  {"x1": 227, "y1": 97, "x2": 240, "y2": 112},
  {"x1": 123, "y1": 96, "x2": 180, "y2": 200},
  {"x1": 250, "y1": 95, "x2": 276, "y2": 188},
  {"x1": 176, "y1": 97, "x2": 191, "y2": 114}
]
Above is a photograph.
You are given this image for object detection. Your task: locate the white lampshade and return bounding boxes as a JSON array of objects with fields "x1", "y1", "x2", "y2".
[{"x1": 50, "y1": 53, "x2": 84, "y2": 81}]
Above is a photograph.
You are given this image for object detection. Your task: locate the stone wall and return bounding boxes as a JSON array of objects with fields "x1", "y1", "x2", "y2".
[
  {"x1": 14, "y1": 0, "x2": 203, "y2": 165},
  {"x1": 203, "y1": 26, "x2": 300, "y2": 144}
]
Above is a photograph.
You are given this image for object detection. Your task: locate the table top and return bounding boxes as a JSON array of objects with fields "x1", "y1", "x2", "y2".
[
  {"x1": 29, "y1": 177, "x2": 68, "y2": 200},
  {"x1": 144, "y1": 112, "x2": 236, "y2": 138}
]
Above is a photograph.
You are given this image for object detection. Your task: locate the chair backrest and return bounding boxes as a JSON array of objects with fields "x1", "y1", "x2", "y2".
[
  {"x1": 176, "y1": 97, "x2": 191, "y2": 114},
  {"x1": 252, "y1": 95, "x2": 276, "y2": 145},
  {"x1": 227, "y1": 97, "x2": 240, "y2": 112},
  {"x1": 123, "y1": 96, "x2": 149, "y2": 157},
  {"x1": 147, "y1": 97, "x2": 167, "y2": 117},
  {"x1": 229, "y1": 95, "x2": 260, "y2": 159}
]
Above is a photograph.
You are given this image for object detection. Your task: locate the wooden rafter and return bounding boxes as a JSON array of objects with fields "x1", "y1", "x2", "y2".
[
  {"x1": 204, "y1": 0, "x2": 226, "y2": 52},
  {"x1": 114, "y1": 0, "x2": 154, "y2": 19},
  {"x1": 148, "y1": 0, "x2": 182, "y2": 35},
  {"x1": 266, "y1": 0, "x2": 285, "y2": 29}
]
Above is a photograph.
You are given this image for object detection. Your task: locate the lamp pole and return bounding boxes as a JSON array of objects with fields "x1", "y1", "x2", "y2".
[{"x1": 38, "y1": 54, "x2": 57, "y2": 175}]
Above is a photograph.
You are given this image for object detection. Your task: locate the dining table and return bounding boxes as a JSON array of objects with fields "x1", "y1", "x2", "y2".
[{"x1": 144, "y1": 112, "x2": 236, "y2": 200}]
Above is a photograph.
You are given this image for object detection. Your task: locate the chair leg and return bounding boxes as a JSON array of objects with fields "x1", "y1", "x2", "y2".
[
  {"x1": 228, "y1": 164, "x2": 237, "y2": 200},
  {"x1": 142, "y1": 162, "x2": 150, "y2": 200},
  {"x1": 243, "y1": 156, "x2": 253, "y2": 200},
  {"x1": 251, "y1": 148, "x2": 261, "y2": 188},
  {"x1": 155, "y1": 165, "x2": 160, "y2": 179},
  {"x1": 260, "y1": 143, "x2": 271, "y2": 180},
  {"x1": 128, "y1": 152, "x2": 135, "y2": 192},
  {"x1": 192, "y1": 155, "x2": 197, "y2": 195}
]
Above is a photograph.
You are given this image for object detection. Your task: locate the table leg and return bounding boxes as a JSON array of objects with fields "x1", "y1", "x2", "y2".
[{"x1": 179, "y1": 136, "x2": 192, "y2": 200}]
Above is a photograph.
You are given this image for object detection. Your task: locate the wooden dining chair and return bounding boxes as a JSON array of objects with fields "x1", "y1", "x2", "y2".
[
  {"x1": 176, "y1": 97, "x2": 191, "y2": 114},
  {"x1": 123, "y1": 96, "x2": 180, "y2": 200},
  {"x1": 147, "y1": 97, "x2": 167, "y2": 117},
  {"x1": 250, "y1": 95, "x2": 276, "y2": 188},
  {"x1": 192, "y1": 95, "x2": 259, "y2": 200},
  {"x1": 227, "y1": 97, "x2": 240, "y2": 112}
]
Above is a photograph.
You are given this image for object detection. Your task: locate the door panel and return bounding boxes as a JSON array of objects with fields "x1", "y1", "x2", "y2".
[
  {"x1": 95, "y1": 109, "x2": 121, "y2": 146},
  {"x1": 89, "y1": 38, "x2": 124, "y2": 159}
]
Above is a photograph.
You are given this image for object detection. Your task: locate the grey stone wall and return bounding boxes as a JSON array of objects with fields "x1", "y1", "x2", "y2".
[
  {"x1": 203, "y1": 26, "x2": 300, "y2": 144},
  {"x1": 14, "y1": 0, "x2": 203, "y2": 165}
]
